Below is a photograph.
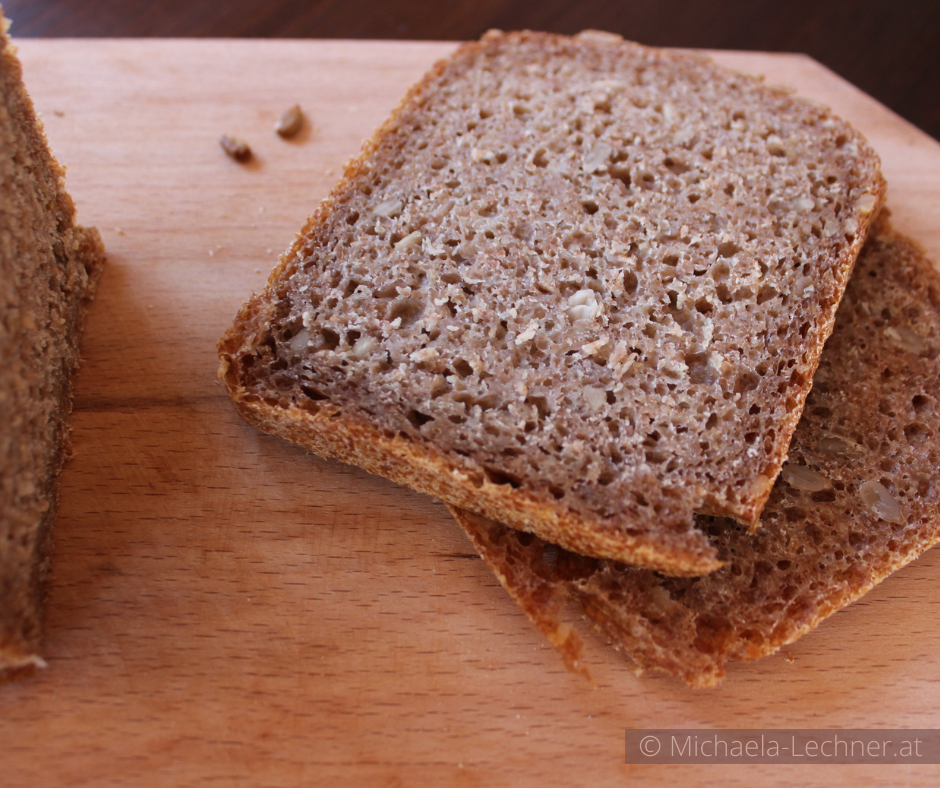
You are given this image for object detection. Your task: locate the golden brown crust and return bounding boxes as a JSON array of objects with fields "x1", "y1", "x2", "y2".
[
  {"x1": 727, "y1": 192, "x2": 886, "y2": 527},
  {"x1": 220, "y1": 367, "x2": 722, "y2": 574}
]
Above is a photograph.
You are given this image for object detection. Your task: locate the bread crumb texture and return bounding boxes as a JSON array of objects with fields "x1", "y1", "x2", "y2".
[
  {"x1": 453, "y1": 224, "x2": 940, "y2": 686},
  {"x1": 220, "y1": 30, "x2": 885, "y2": 573},
  {"x1": 0, "y1": 16, "x2": 105, "y2": 682}
]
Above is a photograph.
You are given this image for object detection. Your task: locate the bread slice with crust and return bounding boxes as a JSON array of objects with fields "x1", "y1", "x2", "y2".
[
  {"x1": 219, "y1": 30, "x2": 885, "y2": 575},
  {"x1": 451, "y1": 222, "x2": 940, "y2": 686},
  {"x1": 0, "y1": 15, "x2": 106, "y2": 682}
]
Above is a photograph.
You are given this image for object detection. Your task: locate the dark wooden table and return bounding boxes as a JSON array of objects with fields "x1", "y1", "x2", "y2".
[{"x1": 6, "y1": 0, "x2": 939, "y2": 142}]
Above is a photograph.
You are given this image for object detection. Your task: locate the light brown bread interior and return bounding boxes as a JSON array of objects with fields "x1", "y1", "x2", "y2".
[
  {"x1": 219, "y1": 30, "x2": 885, "y2": 574},
  {"x1": 452, "y1": 223, "x2": 940, "y2": 687},
  {"x1": 0, "y1": 15, "x2": 105, "y2": 682}
]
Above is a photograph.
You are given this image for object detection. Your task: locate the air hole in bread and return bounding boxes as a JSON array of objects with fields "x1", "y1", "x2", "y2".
[
  {"x1": 388, "y1": 297, "x2": 424, "y2": 328},
  {"x1": 484, "y1": 465, "x2": 522, "y2": 488},
  {"x1": 301, "y1": 385, "x2": 328, "y2": 402},
  {"x1": 319, "y1": 329, "x2": 340, "y2": 350},
  {"x1": 401, "y1": 407, "x2": 433, "y2": 430}
]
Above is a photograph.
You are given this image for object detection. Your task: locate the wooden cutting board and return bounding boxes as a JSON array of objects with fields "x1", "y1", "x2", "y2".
[{"x1": 5, "y1": 39, "x2": 940, "y2": 787}]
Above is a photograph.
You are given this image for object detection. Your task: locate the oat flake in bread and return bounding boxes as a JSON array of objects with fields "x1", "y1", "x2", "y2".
[
  {"x1": 0, "y1": 14, "x2": 105, "y2": 682},
  {"x1": 452, "y1": 222, "x2": 940, "y2": 687},
  {"x1": 219, "y1": 30, "x2": 885, "y2": 575}
]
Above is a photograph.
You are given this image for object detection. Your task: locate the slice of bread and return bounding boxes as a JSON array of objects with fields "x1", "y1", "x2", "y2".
[
  {"x1": 452, "y1": 221, "x2": 940, "y2": 687},
  {"x1": 0, "y1": 16, "x2": 106, "y2": 682},
  {"x1": 219, "y1": 30, "x2": 885, "y2": 574}
]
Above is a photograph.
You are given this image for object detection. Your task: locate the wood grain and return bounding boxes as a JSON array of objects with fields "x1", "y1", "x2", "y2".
[{"x1": 3, "y1": 39, "x2": 940, "y2": 787}]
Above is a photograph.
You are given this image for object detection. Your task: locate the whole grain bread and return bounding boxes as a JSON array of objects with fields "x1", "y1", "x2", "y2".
[
  {"x1": 0, "y1": 15, "x2": 105, "y2": 682},
  {"x1": 219, "y1": 29, "x2": 885, "y2": 574},
  {"x1": 452, "y1": 222, "x2": 940, "y2": 687}
]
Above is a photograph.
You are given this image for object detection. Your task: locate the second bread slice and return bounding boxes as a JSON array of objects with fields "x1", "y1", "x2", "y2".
[
  {"x1": 453, "y1": 223, "x2": 940, "y2": 685},
  {"x1": 220, "y1": 31, "x2": 885, "y2": 574}
]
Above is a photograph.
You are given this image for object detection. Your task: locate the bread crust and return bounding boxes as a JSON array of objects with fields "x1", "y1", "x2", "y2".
[
  {"x1": 221, "y1": 361, "x2": 722, "y2": 574},
  {"x1": 219, "y1": 30, "x2": 885, "y2": 574}
]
